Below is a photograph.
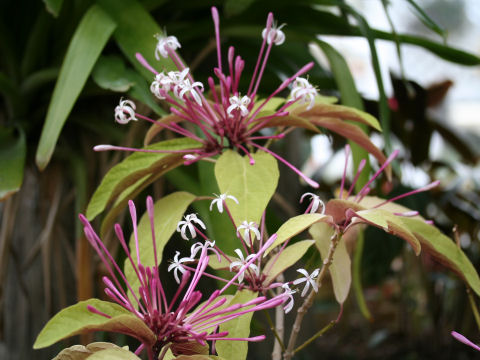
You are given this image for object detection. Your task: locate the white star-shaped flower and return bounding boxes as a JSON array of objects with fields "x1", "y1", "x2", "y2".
[
  {"x1": 227, "y1": 95, "x2": 251, "y2": 117},
  {"x1": 151, "y1": 68, "x2": 189, "y2": 99},
  {"x1": 229, "y1": 249, "x2": 259, "y2": 283},
  {"x1": 155, "y1": 34, "x2": 181, "y2": 59},
  {"x1": 114, "y1": 99, "x2": 137, "y2": 124},
  {"x1": 300, "y1": 192, "x2": 325, "y2": 214},
  {"x1": 176, "y1": 214, "x2": 206, "y2": 240},
  {"x1": 281, "y1": 283, "x2": 296, "y2": 314},
  {"x1": 262, "y1": 22, "x2": 286, "y2": 45},
  {"x1": 209, "y1": 193, "x2": 239, "y2": 213},
  {"x1": 189, "y1": 240, "x2": 220, "y2": 261},
  {"x1": 167, "y1": 251, "x2": 191, "y2": 284},
  {"x1": 236, "y1": 221, "x2": 261, "y2": 243},
  {"x1": 293, "y1": 268, "x2": 320, "y2": 297},
  {"x1": 175, "y1": 78, "x2": 204, "y2": 106},
  {"x1": 290, "y1": 77, "x2": 318, "y2": 110}
]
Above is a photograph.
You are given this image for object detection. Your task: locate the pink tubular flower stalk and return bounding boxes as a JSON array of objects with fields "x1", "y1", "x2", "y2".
[
  {"x1": 102, "y1": 6, "x2": 319, "y2": 187},
  {"x1": 451, "y1": 331, "x2": 480, "y2": 351},
  {"x1": 79, "y1": 196, "x2": 288, "y2": 360}
]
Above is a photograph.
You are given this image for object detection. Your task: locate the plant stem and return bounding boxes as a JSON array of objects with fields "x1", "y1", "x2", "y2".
[
  {"x1": 283, "y1": 232, "x2": 341, "y2": 360},
  {"x1": 264, "y1": 309, "x2": 285, "y2": 353},
  {"x1": 273, "y1": 273, "x2": 286, "y2": 360},
  {"x1": 293, "y1": 320, "x2": 336, "y2": 354},
  {"x1": 467, "y1": 288, "x2": 480, "y2": 332}
]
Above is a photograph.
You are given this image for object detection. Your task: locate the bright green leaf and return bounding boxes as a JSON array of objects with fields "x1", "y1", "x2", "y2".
[
  {"x1": 264, "y1": 240, "x2": 315, "y2": 283},
  {"x1": 36, "y1": 5, "x2": 116, "y2": 170},
  {"x1": 175, "y1": 355, "x2": 225, "y2": 360},
  {"x1": 86, "y1": 137, "x2": 200, "y2": 221},
  {"x1": 224, "y1": 0, "x2": 255, "y2": 16},
  {"x1": 215, "y1": 150, "x2": 278, "y2": 227},
  {"x1": 0, "y1": 126, "x2": 26, "y2": 201},
  {"x1": 310, "y1": 223, "x2": 351, "y2": 304},
  {"x1": 216, "y1": 290, "x2": 257, "y2": 360},
  {"x1": 125, "y1": 191, "x2": 196, "y2": 302},
  {"x1": 88, "y1": 348, "x2": 141, "y2": 360},
  {"x1": 53, "y1": 342, "x2": 137, "y2": 360},
  {"x1": 265, "y1": 213, "x2": 331, "y2": 255},
  {"x1": 92, "y1": 55, "x2": 135, "y2": 92},
  {"x1": 34, "y1": 299, "x2": 155, "y2": 349},
  {"x1": 401, "y1": 217, "x2": 480, "y2": 297}
]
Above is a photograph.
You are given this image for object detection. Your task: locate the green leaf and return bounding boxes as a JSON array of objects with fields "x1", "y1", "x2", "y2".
[
  {"x1": 53, "y1": 342, "x2": 138, "y2": 360},
  {"x1": 352, "y1": 208, "x2": 421, "y2": 255},
  {"x1": 86, "y1": 137, "x2": 200, "y2": 221},
  {"x1": 405, "y1": 0, "x2": 446, "y2": 40},
  {"x1": 36, "y1": 5, "x2": 116, "y2": 170},
  {"x1": 264, "y1": 240, "x2": 315, "y2": 284},
  {"x1": 215, "y1": 150, "x2": 278, "y2": 227},
  {"x1": 34, "y1": 299, "x2": 155, "y2": 349},
  {"x1": 92, "y1": 55, "x2": 136, "y2": 92},
  {"x1": 310, "y1": 223, "x2": 351, "y2": 304},
  {"x1": 265, "y1": 213, "x2": 331, "y2": 256},
  {"x1": 43, "y1": 0, "x2": 63, "y2": 17},
  {"x1": 175, "y1": 356, "x2": 225, "y2": 360},
  {"x1": 0, "y1": 126, "x2": 26, "y2": 201},
  {"x1": 125, "y1": 192, "x2": 196, "y2": 302},
  {"x1": 216, "y1": 290, "x2": 257, "y2": 360},
  {"x1": 401, "y1": 217, "x2": 480, "y2": 296},
  {"x1": 224, "y1": 0, "x2": 255, "y2": 16},
  {"x1": 98, "y1": 0, "x2": 176, "y2": 80}
]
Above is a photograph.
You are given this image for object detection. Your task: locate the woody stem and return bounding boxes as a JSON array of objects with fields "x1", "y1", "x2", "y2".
[{"x1": 283, "y1": 232, "x2": 342, "y2": 360}]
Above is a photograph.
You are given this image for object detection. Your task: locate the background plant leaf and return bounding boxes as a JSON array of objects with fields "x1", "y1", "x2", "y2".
[
  {"x1": 35, "y1": 5, "x2": 116, "y2": 170},
  {"x1": 0, "y1": 126, "x2": 26, "y2": 201}
]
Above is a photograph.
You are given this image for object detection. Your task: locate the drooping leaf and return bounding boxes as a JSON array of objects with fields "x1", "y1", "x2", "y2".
[
  {"x1": 352, "y1": 208, "x2": 421, "y2": 255},
  {"x1": 0, "y1": 126, "x2": 26, "y2": 201},
  {"x1": 53, "y1": 342, "x2": 135, "y2": 360},
  {"x1": 34, "y1": 299, "x2": 155, "y2": 349},
  {"x1": 307, "y1": 116, "x2": 390, "y2": 180},
  {"x1": 86, "y1": 137, "x2": 200, "y2": 221},
  {"x1": 125, "y1": 192, "x2": 196, "y2": 302},
  {"x1": 144, "y1": 114, "x2": 184, "y2": 146},
  {"x1": 36, "y1": 5, "x2": 116, "y2": 170},
  {"x1": 401, "y1": 217, "x2": 480, "y2": 296},
  {"x1": 310, "y1": 223, "x2": 351, "y2": 304},
  {"x1": 92, "y1": 55, "x2": 136, "y2": 92},
  {"x1": 264, "y1": 240, "x2": 315, "y2": 283},
  {"x1": 405, "y1": 0, "x2": 446, "y2": 40},
  {"x1": 170, "y1": 342, "x2": 209, "y2": 357},
  {"x1": 215, "y1": 290, "x2": 258, "y2": 360},
  {"x1": 215, "y1": 150, "x2": 278, "y2": 227},
  {"x1": 265, "y1": 213, "x2": 332, "y2": 255}
]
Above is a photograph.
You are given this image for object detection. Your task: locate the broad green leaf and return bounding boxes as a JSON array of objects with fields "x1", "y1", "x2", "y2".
[
  {"x1": 144, "y1": 114, "x2": 184, "y2": 145},
  {"x1": 310, "y1": 223, "x2": 351, "y2": 304},
  {"x1": 43, "y1": 0, "x2": 63, "y2": 17},
  {"x1": 36, "y1": 5, "x2": 116, "y2": 170},
  {"x1": 34, "y1": 299, "x2": 155, "y2": 349},
  {"x1": 401, "y1": 217, "x2": 480, "y2": 296},
  {"x1": 53, "y1": 342, "x2": 136, "y2": 360},
  {"x1": 265, "y1": 213, "x2": 331, "y2": 255},
  {"x1": 264, "y1": 240, "x2": 315, "y2": 283},
  {"x1": 224, "y1": 0, "x2": 255, "y2": 16},
  {"x1": 352, "y1": 229, "x2": 372, "y2": 320},
  {"x1": 251, "y1": 113, "x2": 320, "y2": 133},
  {"x1": 88, "y1": 348, "x2": 141, "y2": 360},
  {"x1": 352, "y1": 208, "x2": 421, "y2": 255},
  {"x1": 216, "y1": 290, "x2": 257, "y2": 360},
  {"x1": 215, "y1": 150, "x2": 278, "y2": 227},
  {"x1": 0, "y1": 126, "x2": 26, "y2": 201},
  {"x1": 312, "y1": 39, "x2": 371, "y2": 190},
  {"x1": 125, "y1": 192, "x2": 196, "y2": 302},
  {"x1": 86, "y1": 137, "x2": 200, "y2": 220},
  {"x1": 405, "y1": 0, "x2": 446, "y2": 40},
  {"x1": 98, "y1": 0, "x2": 176, "y2": 80}
]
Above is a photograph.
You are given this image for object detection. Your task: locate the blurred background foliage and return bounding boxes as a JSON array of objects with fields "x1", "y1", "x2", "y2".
[{"x1": 1, "y1": 0, "x2": 480, "y2": 359}]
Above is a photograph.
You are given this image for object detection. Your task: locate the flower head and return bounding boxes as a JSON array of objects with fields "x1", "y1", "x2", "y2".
[
  {"x1": 262, "y1": 22, "x2": 286, "y2": 45},
  {"x1": 209, "y1": 193, "x2": 239, "y2": 213},
  {"x1": 281, "y1": 284, "x2": 296, "y2": 313},
  {"x1": 114, "y1": 99, "x2": 137, "y2": 124},
  {"x1": 290, "y1": 77, "x2": 317, "y2": 110},
  {"x1": 177, "y1": 214, "x2": 206, "y2": 240},
  {"x1": 293, "y1": 268, "x2": 320, "y2": 297},
  {"x1": 300, "y1": 192, "x2": 325, "y2": 214},
  {"x1": 155, "y1": 34, "x2": 181, "y2": 59},
  {"x1": 227, "y1": 95, "x2": 251, "y2": 117},
  {"x1": 229, "y1": 249, "x2": 259, "y2": 283},
  {"x1": 236, "y1": 221, "x2": 261, "y2": 244},
  {"x1": 78, "y1": 197, "x2": 289, "y2": 359}
]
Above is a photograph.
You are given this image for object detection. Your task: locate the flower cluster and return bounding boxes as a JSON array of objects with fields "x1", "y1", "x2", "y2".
[
  {"x1": 79, "y1": 197, "x2": 291, "y2": 359},
  {"x1": 98, "y1": 6, "x2": 320, "y2": 187}
]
